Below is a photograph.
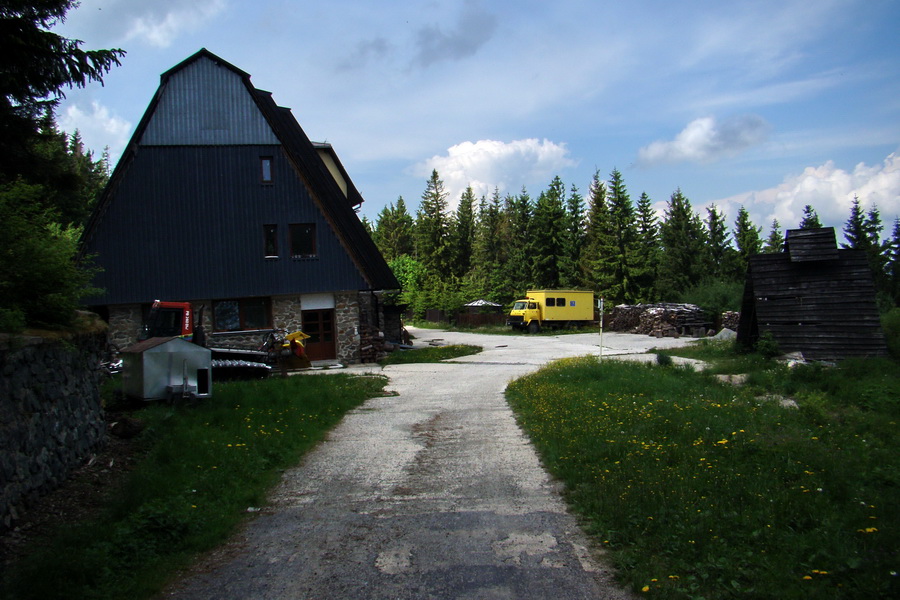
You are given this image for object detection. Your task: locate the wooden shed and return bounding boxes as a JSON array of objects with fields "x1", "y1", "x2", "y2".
[{"x1": 736, "y1": 227, "x2": 888, "y2": 361}]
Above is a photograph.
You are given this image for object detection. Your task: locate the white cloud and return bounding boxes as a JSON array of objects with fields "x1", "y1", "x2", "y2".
[
  {"x1": 414, "y1": 139, "x2": 577, "y2": 210},
  {"x1": 638, "y1": 115, "x2": 770, "y2": 166},
  {"x1": 57, "y1": 102, "x2": 132, "y2": 163},
  {"x1": 715, "y1": 152, "x2": 900, "y2": 234},
  {"x1": 60, "y1": 0, "x2": 227, "y2": 48}
]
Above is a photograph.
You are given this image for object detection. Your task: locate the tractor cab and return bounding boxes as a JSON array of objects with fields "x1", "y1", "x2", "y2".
[{"x1": 138, "y1": 301, "x2": 193, "y2": 341}]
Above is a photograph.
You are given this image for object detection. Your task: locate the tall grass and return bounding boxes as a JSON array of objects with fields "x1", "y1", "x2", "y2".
[
  {"x1": 507, "y1": 356, "x2": 899, "y2": 599},
  {"x1": 3, "y1": 373, "x2": 387, "y2": 600}
]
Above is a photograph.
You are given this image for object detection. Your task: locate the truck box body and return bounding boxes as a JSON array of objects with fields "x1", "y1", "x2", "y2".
[{"x1": 507, "y1": 290, "x2": 594, "y2": 331}]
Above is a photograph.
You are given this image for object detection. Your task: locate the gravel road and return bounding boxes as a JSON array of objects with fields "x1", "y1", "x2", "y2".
[{"x1": 164, "y1": 328, "x2": 696, "y2": 599}]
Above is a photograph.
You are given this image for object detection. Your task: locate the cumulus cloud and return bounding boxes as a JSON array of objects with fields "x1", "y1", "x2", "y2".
[
  {"x1": 61, "y1": 0, "x2": 226, "y2": 48},
  {"x1": 637, "y1": 115, "x2": 770, "y2": 166},
  {"x1": 57, "y1": 102, "x2": 132, "y2": 163},
  {"x1": 415, "y1": 139, "x2": 577, "y2": 209},
  {"x1": 715, "y1": 152, "x2": 900, "y2": 233},
  {"x1": 413, "y1": 1, "x2": 498, "y2": 67}
]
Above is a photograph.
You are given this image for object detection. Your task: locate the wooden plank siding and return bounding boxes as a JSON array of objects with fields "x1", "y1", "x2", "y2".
[{"x1": 737, "y1": 228, "x2": 888, "y2": 361}]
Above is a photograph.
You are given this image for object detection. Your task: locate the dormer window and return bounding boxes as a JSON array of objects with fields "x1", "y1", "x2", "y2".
[{"x1": 260, "y1": 156, "x2": 273, "y2": 183}]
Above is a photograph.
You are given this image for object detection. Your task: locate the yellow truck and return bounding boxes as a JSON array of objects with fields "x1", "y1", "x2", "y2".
[{"x1": 507, "y1": 290, "x2": 595, "y2": 333}]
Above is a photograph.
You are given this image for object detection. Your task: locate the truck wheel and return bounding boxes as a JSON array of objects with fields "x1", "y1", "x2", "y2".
[{"x1": 528, "y1": 321, "x2": 540, "y2": 334}]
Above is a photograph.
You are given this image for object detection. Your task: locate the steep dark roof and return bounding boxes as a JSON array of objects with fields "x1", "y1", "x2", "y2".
[
  {"x1": 81, "y1": 48, "x2": 397, "y2": 293},
  {"x1": 737, "y1": 227, "x2": 888, "y2": 361},
  {"x1": 251, "y1": 91, "x2": 397, "y2": 289}
]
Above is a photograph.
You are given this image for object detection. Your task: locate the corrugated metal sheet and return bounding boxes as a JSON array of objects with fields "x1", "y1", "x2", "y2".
[{"x1": 142, "y1": 57, "x2": 278, "y2": 146}]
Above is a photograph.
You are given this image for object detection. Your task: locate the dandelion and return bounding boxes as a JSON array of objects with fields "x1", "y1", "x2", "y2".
[{"x1": 641, "y1": 585, "x2": 650, "y2": 592}]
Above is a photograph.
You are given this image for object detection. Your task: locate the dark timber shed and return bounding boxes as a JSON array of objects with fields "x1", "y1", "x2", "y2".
[{"x1": 736, "y1": 227, "x2": 888, "y2": 361}]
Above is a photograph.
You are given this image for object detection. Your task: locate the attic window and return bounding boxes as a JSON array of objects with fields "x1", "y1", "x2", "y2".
[
  {"x1": 290, "y1": 223, "x2": 317, "y2": 258},
  {"x1": 260, "y1": 156, "x2": 273, "y2": 183}
]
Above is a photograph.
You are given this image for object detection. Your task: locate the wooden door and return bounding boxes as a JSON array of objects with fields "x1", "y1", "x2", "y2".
[{"x1": 302, "y1": 309, "x2": 336, "y2": 361}]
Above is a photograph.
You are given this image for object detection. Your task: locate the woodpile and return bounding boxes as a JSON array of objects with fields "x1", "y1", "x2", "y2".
[
  {"x1": 606, "y1": 303, "x2": 711, "y2": 337},
  {"x1": 720, "y1": 311, "x2": 740, "y2": 331}
]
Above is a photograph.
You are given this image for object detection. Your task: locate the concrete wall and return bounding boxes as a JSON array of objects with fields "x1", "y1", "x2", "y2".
[{"x1": 0, "y1": 326, "x2": 107, "y2": 530}]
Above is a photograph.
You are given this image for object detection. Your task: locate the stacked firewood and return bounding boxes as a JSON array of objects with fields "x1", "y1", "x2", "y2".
[
  {"x1": 720, "y1": 311, "x2": 740, "y2": 331},
  {"x1": 606, "y1": 303, "x2": 710, "y2": 337},
  {"x1": 358, "y1": 323, "x2": 384, "y2": 362}
]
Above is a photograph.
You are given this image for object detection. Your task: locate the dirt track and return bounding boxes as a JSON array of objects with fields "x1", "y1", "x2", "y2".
[{"x1": 163, "y1": 328, "x2": 696, "y2": 599}]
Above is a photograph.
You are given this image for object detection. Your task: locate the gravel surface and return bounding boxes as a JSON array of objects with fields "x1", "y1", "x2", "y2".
[{"x1": 163, "y1": 328, "x2": 697, "y2": 599}]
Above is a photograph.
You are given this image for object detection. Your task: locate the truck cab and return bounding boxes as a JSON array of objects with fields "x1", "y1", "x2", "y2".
[{"x1": 507, "y1": 299, "x2": 543, "y2": 333}]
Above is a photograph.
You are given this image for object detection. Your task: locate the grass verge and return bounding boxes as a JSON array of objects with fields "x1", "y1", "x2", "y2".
[
  {"x1": 506, "y1": 355, "x2": 899, "y2": 599},
  {"x1": 379, "y1": 344, "x2": 481, "y2": 365},
  {"x1": 2, "y1": 373, "x2": 388, "y2": 600}
]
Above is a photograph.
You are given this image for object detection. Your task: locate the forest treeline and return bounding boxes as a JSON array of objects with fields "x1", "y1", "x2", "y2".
[{"x1": 366, "y1": 169, "x2": 900, "y2": 320}]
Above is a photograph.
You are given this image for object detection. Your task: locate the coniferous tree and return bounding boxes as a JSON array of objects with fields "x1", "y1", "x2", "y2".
[
  {"x1": 582, "y1": 171, "x2": 616, "y2": 296},
  {"x1": 559, "y1": 184, "x2": 585, "y2": 288},
  {"x1": 373, "y1": 196, "x2": 414, "y2": 261},
  {"x1": 657, "y1": 189, "x2": 705, "y2": 299},
  {"x1": 1, "y1": 1, "x2": 124, "y2": 183},
  {"x1": 606, "y1": 169, "x2": 638, "y2": 302},
  {"x1": 704, "y1": 204, "x2": 738, "y2": 281},
  {"x1": 415, "y1": 169, "x2": 452, "y2": 274},
  {"x1": 764, "y1": 219, "x2": 784, "y2": 253},
  {"x1": 470, "y1": 190, "x2": 505, "y2": 301},
  {"x1": 798, "y1": 205, "x2": 822, "y2": 229},
  {"x1": 887, "y1": 218, "x2": 900, "y2": 305},
  {"x1": 360, "y1": 215, "x2": 374, "y2": 236},
  {"x1": 842, "y1": 196, "x2": 867, "y2": 250},
  {"x1": 733, "y1": 206, "x2": 762, "y2": 273},
  {"x1": 632, "y1": 191, "x2": 659, "y2": 302},
  {"x1": 503, "y1": 187, "x2": 532, "y2": 296},
  {"x1": 452, "y1": 186, "x2": 476, "y2": 277},
  {"x1": 529, "y1": 177, "x2": 566, "y2": 288},
  {"x1": 842, "y1": 196, "x2": 890, "y2": 295}
]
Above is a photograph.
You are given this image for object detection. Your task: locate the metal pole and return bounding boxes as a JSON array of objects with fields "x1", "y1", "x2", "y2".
[{"x1": 598, "y1": 297, "x2": 604, "y2": 361}]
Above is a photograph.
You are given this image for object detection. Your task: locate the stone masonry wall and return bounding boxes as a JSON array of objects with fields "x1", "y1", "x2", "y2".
[
  {"x1": 108, "y1": 304, "x2": 143, "y2": 349},
  {"x1": 0, "y1": 326, "x2": 107, "y2": 531},
  {"x1": 335, "y1": 291, "x2": 361, "y2": 364}
]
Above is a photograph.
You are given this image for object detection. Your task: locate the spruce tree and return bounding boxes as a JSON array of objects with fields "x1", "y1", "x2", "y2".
[
  {"x1": 415, "y1": 170, "x2": 452, "y2": 274},
  {"x1": 529, "y1": 177, "x2": 566, "y2": 288},
  {"x1": 452, "y1": 186, "x2": 476, "y2": 277},
  {"x1": 704, "y1": 204, "x2": 738, "y2": 281},
  {"x1": 632, "y1": 191, "x2": 660, "y2": 302},
  {"x1": 798, "y1": 205, "x2": 822, "y2": 229},
  {"x1": 733, "y1": 206, "x2": 762, "y2": 273},
  {"x1": 471, "y1": 191, "x2": 504, "y2": 301},
  {"x1": 887, "y1": 218, "x2": 900, "y2": 305},
  {"x1": 582, "y1": 171, "x2": 616, "y2": 297},
  {"x1": 763, "y1": 219, "x2": 784, "y2": 253},
  {"x1": 503, "y1": 187, "x2": 532, "y2": 295},
  {"x1": 657, "y1": 189, "x2": 705, "y2": 299},
  {"x1": 373, "y1": 196, "x2": 414, "y2": 261},
  {"x1": 606, "y1": 169, "x2": 638, "y2": 302},
  {"x1": 559, "y1": 184, "x2": 585, "y2": 288}
]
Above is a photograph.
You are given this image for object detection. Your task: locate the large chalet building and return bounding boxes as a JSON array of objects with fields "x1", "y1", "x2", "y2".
[{"x1": 80, "y1": 49, "x2": 400, "y2": 363}]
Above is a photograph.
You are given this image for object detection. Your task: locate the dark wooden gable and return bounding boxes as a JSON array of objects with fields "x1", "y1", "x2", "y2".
[
  {"x1": 80, "y1": 49, "x2": 398, "y2": 306},
  {"x1": 736, "y1": 227, "x2": 888, "y2": 361}
]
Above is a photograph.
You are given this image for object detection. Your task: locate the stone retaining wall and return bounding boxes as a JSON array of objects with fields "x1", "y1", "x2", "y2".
[{"x1": 0, "y1": 326, "x2": 107, "y2": 531}]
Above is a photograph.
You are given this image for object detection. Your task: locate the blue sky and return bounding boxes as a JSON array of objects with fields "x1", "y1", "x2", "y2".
[{"x1": 55, "y1": 0, "x2": 900, "y2": 239}]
